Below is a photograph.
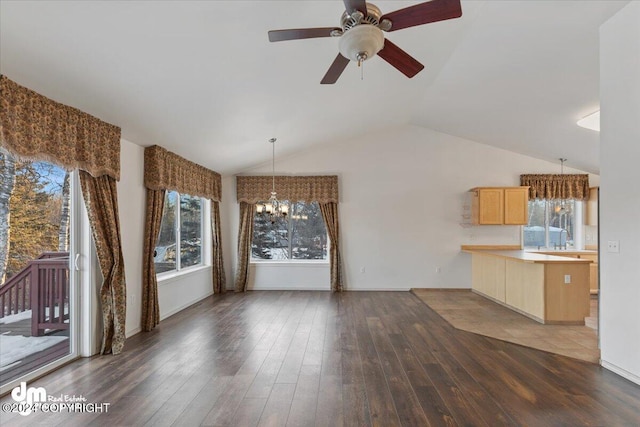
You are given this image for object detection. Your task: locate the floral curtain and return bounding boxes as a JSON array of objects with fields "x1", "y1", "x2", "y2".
[
  {"x1": 319, "y1": 202, "x2": 343, "y2": 292},
  {"x1": 234, "y1": 202, "x2": 255, "y2": 292},
  {"x1": 1, "y1": 75, "x2": 127, "y2": 355},
  {"x1": 144, "y1": 145, "x2": 221, "y2": 200},
  {"x1": 141, "y1": 189, "x2": 165, "y2": 331},
  {"x1": 212, "y1": 201, "x2": 226, "y2": 294},
  {"x1": 79, "y1": 171, "x2": 127, "y2": 354},
  {"x1": 236, "y1": 175, "x2": 338, "y2": 204},
  {"x1": 520, "y1": 174, "x2": 590, "y2": 200},
  {"x1": 235, "y1": 175, "x2": 343, "y2": 292},
  {"x1": 142, "y1": 145, "x2": 225, "y2": 329},
  {"x1": 0, "y1": 75, "x2": 121, "y2": 179}
]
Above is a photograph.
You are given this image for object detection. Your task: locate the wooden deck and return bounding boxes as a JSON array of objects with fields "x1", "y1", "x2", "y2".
[
  {"x1": 1, "y1": 291, "x2": 639, "y2": 426},
  {"x1": 0, "y1": 317, "x2": 33, "y2": 337},
  {"x1": 0, "y1": 317, "x2": 70, "y2": 384}
]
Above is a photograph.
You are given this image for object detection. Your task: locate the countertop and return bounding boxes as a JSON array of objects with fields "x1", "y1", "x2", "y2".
[
  {"x1": 462, "y1": 249, "x2": 594, "y2": 264},
  {"x1": 527, "y1": 249, "x2": 598, "y2": 256}
]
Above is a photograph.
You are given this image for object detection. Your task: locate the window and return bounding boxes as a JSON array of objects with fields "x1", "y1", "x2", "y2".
[
  {"x1": 524, "y1": 199, "x2": 581, "y2": 249},
  {"x1": 154, "y1": 191, "x2": 204, "y2": 274},
  {"x1": 252, "y1": 201, "x2": 328, "y2": 261}
]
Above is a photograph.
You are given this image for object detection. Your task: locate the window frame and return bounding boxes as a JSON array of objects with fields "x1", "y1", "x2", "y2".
[
  {"x1": 250, "y1": 200, "x2": 330, "y2": 264},
  {"x1": 155, "y1": 191, "x2": 209, "y2": 277}
]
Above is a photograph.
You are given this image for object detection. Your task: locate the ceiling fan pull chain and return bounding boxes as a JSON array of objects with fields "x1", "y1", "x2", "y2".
[{"x1": 361, "y1": 62, "x2": 364, "y2": 81}]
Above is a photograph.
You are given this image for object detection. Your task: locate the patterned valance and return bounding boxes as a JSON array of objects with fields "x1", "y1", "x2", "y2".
[
  {"x1": 520, "y1": 174, "x2": 590, "y2": 200},
  {"x1": 144, "y1": 145, "x2": 221, "y2": 201},
  {"x1": 0, "y1": 75, "x2": 121, "y2": 180},
  {"x1": 236, "y1": 175, "x2": 339, "y2": 204}
]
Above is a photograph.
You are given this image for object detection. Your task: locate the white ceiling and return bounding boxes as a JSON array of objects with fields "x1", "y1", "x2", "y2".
[{"x1": 0, "y1": 1, "x2": 629, "y2": 174}]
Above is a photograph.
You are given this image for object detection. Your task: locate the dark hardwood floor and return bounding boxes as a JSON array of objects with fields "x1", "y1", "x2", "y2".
[{"x1": 1, "y1": 291, "x2": 639, "y2": 426}]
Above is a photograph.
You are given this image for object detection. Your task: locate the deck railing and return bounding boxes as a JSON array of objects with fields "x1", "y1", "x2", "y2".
[{"x1": 0, "y1": 252, "x2": 70, "y2": 336}]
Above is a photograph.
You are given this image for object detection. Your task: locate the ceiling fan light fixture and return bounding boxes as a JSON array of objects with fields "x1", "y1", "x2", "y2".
[
  {"x1": 338, "y1": 24, "x2": 384, "y2": 63},
  {"x1": 577, "y1": 110, "x2": 600, "y2": 132}
]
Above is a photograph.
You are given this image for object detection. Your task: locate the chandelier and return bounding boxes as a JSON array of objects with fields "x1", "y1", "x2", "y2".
[{"x1": 256, "y1": 138, "x2": 288, "y2": 223}]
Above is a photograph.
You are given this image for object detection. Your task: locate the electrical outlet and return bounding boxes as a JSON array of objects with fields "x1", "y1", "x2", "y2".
[
  {"x1": 607, "y1": 240, "x2": 620, "y2": 253},
  {"x1": 360, "y1": 266, "x2": 365, "y2": 273},
  {"x1": 435, "y1": 267, "x2": 441, "y2": 273},
  {"x1": 564, "y1": 275, "x2": 571, "y2": 284}
]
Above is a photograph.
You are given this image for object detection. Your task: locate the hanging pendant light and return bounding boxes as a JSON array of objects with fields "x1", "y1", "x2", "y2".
[
  {"x1": 256, "y1": 138, "x2": 288, "y2": 223},
  {"x1": 556, "y1": 158, "x2": 568, "y2": 215}
]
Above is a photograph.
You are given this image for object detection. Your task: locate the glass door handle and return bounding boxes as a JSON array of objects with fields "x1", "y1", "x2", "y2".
[{"x1": 74, "y1": 254, "x2": 81, "y2": 271}]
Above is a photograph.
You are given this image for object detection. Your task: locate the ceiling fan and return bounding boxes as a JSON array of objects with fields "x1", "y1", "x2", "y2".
[{"x1": 268, "y1": 0, "x2": 463, "y2": 84}]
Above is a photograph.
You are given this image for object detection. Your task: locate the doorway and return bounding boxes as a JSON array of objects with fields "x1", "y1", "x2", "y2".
[{"x1": 0, "y1": 156, "x2": 81, "y2": 391}]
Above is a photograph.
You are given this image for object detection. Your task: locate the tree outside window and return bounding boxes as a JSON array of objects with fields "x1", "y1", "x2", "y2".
[
  {"x1": 524, "y1": 199, "x2": 578, "y2": 249},
  {"x1": 154, "y1": 191, "x2": 203, "y2": 274},
  {"x1": 252, "y1": 201, "x2": 328, "y2": 261}
]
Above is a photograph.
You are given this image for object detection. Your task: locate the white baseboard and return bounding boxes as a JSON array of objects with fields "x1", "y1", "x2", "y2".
[
  {"x1": 247, "y1": 286, "x2": 330, "y2": 291},
  {"x1": 125, "y1": 327, "x2": 141, "y2": 338},
  {"x1": 228, "y1": 287, "x2": 412, "y2": 292},
  {"x1": 160, "y1": 291, "x2": 214, "y2": 321},
  {"x1": 601, "y1": 360, "x2": 640, "y2": 385}
]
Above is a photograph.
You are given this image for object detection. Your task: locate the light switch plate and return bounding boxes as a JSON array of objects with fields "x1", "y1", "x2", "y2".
[{"x1": 607, "y1": 240, "x2": 620, "y2": 253}]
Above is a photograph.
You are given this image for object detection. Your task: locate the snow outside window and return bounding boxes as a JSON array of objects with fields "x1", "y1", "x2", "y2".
[{"x1": 252, "y1": 201, "x2": 328, "y2": 261}]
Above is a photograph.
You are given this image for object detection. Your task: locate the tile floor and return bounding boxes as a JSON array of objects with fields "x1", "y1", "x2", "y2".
[{"x1": 411, "y1": 289, "x2": 600, "y2": 363}]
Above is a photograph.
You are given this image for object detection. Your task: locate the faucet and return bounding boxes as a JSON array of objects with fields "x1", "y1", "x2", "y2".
[{"x1": 555, "y1": 229, "x2": 568, "y2": 250}]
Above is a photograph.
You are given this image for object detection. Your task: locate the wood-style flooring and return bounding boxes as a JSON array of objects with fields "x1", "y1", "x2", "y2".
[{"x1": 1, "y1": 291, "x2": 639, "y2": 426}]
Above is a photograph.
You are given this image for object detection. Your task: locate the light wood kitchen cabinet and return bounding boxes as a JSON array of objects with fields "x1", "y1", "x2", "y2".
[
  {"x1": 470, "y1": 187, "x2": 529, "y2": 225},
  {"x1": 586, "y1": 187, "x2": 599, "y2": 226}
]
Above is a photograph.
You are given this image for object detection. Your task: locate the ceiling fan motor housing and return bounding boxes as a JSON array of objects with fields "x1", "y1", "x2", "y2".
[{"x1": 340, "y1": 3, "x2": 383, "y2": 31}]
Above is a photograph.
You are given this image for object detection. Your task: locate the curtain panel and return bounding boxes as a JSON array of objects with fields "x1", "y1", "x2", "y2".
[
  {"x1": 234, "y1": 202, "x2": 255, "y2": 292},
  {"x1": 520, "y1": 174, "x2": 590, "y2": 200},
  {"x1": 141, "y1": 189, "x2": 165, "y2": 331},
  {"x1": 0, "y1": 75, "x2": 121, "y2": 180},
  {"x1": 319, "y1": 202, "x2": 343, "y2": 292},
  {"x1": 79, "y1": 172, "x2": 127, "y2": 354},
  {"x1": 144, "y1": 145, "x2": 221, "y2": 201},
  {"x1": 142, "y1": 145, "x2": 225, "y2": 331},
  {"x1": 236, "y1": 175, "x2": 338, "y2": 204},
  {"x1": 211, "y1": 201, "x2": 226, "y2": 294}
]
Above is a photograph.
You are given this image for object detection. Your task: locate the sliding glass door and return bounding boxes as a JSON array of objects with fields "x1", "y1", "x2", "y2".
[{"x1": 0, "y1": 155, "x2": 79, "y2": 391}]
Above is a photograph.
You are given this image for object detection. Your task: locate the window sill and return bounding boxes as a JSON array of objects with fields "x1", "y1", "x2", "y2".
[
  {"x1": 250, "y1": 261, "x2": 329, "y2": 267},
  {"x1": 157, "y1": 265, "x2": 211, "y2": 284}
]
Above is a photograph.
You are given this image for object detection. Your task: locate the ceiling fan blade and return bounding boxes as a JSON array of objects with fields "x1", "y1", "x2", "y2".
[
  {"x1": 321, "y1": 54, "x2": 350, "y2": 84},
  {"x1": 268, "y1": 27, "x2": 340, "y2": 42},
  {"x1": 380, "y1": 0, "x2": 462, "y2": 32},
  {"x1": 377, "y1": 39, "x2": 425, "y2": 78},
  {"x1": 343, "y1": 0, "x2": 368, "y2": 15}
]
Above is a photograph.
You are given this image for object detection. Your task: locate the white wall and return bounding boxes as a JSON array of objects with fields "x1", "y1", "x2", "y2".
[
  {"x1": 117, "y1": 140, "x2": 146, "y2": 337},
  {"x1": 599, "y1": 1, "x2": 640, "y2": 385},
  {"x1": 117, "y1": 139, "x2": 214, "y2": 336},
  {"x1": 223, "y1": 125, "x2": 598, "y2": 291}
]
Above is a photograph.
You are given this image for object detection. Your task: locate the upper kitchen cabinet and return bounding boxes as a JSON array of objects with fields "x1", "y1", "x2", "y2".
[
  {"x1": 471, "y1": 187, "x2": 529, "y2": 225},
  {"x1": 586, "y1": 187, "x2": 599, "y2": 226}
]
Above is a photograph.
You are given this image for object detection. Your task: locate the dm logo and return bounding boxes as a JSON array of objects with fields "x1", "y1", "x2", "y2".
[{"x1": 11, "y1": 382, "x2": 47, "y2": 416}]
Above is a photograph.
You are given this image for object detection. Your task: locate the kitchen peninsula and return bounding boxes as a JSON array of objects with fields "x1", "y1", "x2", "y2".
[{"x1": 462, "y1": 247, "x2": 592, "y2": 325}]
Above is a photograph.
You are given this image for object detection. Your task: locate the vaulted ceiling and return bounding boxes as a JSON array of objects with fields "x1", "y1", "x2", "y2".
[{"x1": 0, "y1": 1, "x2": 629, "y2": 174}]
